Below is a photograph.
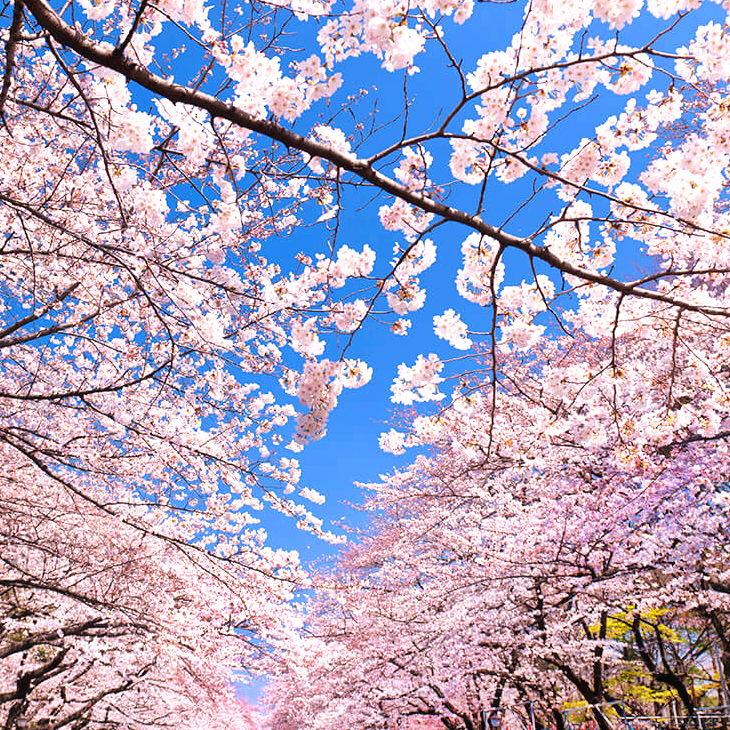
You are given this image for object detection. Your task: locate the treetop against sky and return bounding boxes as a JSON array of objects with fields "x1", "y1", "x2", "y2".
[{"x1": 1, "y1": 0, "x2": 730, "y2": 724}]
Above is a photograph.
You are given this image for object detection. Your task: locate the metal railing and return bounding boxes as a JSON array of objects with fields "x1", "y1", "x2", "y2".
[{"x1": 562, "y1": 704, "x2": 730, "y2": 730}]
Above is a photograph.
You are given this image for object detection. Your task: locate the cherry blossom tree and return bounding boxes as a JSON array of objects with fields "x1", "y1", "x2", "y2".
[
  {"x1": 265, "y1": 333, "x2": 730, "y2": 728},
  {"x1": 3, "y1": 0, "x2": 730, "y2": 722},
  {"x1": 0, "y1": 442, "x2": 281, "y2": 728}
]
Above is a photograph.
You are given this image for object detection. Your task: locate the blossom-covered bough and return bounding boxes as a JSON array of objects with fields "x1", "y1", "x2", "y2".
[
  {"x1": 1, "y1": 452, "x2": 266, "y2": 728},
  {"x1": 2, "y1": 0, "x2": 730, "y2": 724}
]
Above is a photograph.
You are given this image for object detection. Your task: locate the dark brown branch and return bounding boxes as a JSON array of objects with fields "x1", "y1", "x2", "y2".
[{"x1": 0, "y1": 0, "x2": 24, "y2": 122}]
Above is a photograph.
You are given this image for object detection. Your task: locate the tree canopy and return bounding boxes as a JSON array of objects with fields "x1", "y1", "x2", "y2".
[{"x1": 1, "y1": 0, "x2": 730, "y2": 725}]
